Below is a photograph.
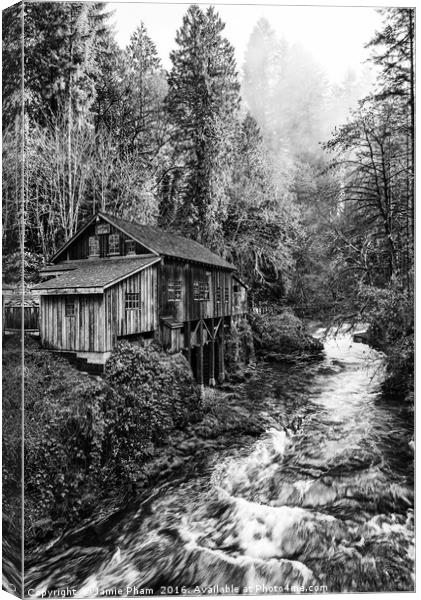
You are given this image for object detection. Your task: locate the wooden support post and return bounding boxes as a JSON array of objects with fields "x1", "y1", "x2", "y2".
[
  {"x1": 209, "y1": 317, "x2": 215, "y2": 386},
  {"x1": 185, "y1": 320, "x2": 191, "y2": 366},
  {"x1": 197, "y1": 304, "x2": 204, "y2": 392},
  {"x1": 218, "y1": 318, "x2": 225, "y2": 383}
]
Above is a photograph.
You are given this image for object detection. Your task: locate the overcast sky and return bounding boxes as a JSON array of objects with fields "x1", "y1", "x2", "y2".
[{"x1": 109, "y1": 1, "x2": 383, "y2": 83}]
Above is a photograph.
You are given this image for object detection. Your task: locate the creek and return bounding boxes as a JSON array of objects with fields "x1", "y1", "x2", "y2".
[{"x1": 26, "y1": 329, "x2": 414, "y2": 595}]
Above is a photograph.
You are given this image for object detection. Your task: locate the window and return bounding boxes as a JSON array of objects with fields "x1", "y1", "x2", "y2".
[
  {"x1": 216, "y1": 286, "x2": 222, "y2": 303},
  {"x1": 65, "y1": 297, "x2": 75, "y2": 317},
  {"x1": 224, "y1": 287, "x2": 229, "y2": 303},
  {"x1": 125, "y1": 239, "x2": 136, "y2": 255},
  {"x1": 200, "y1": 282, "x2": 210, "y2": 301},
  {"x1": 108, "y1": 233, "x2": 120, "y2": 255},
  {"x1": 168, "y1": 280, "x2": 182, "y2": 301},
  {"x1": 193, "y1": 281, "x2": 209, "y2": 301},
  {"x1": 125, "y1": 292, "x2": 141, "y2": 310},
  {"x1": 89, "y1": 235, "x2": 99, "y2": 257},
  {"x1": 234, "y1": 284, "x2": 241, "y2": 307}
]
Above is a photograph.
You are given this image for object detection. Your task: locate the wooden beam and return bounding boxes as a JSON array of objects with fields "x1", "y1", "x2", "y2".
[
  {"x1": 37, "y1": 287, "x2": 103, "y2": 295},
  {"x1": 214, "y1": 316, "x2": 223, "y2": 336},
  {"x1": 218, "y1": 318, "x2": 225, "y2": 383},
  {"x1": 185, "y1": 320, "x2": 191, "y2": 365},
  {"x1": 202, "y1": 318, "x2": 213, "y2": 340},
  {"x1": 209, "y1": 317, "x2": 215, "y2": 386},
  {"x1": 197, "y1": 303, "x2": 204, "y2": 392}
]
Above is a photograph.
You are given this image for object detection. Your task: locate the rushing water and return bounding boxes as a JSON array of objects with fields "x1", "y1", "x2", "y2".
[{"x1": 26, "y1": 330, "x2": 414, "y2": 596}]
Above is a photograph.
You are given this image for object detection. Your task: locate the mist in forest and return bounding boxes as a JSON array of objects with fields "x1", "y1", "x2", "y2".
[
  {"x1": 241, "y1": 17, "x2": 376, "y2": 161},
  {"x1": 112, "y1": 5, "x2": 378, "y2": 162}
]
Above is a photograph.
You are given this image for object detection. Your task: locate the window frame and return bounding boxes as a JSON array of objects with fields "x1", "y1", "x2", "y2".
[
  {"x1": 88, "y1": 235, "x2": 100, "y2": 257},
  {"x1": 108, "y1": 233, "x2": 120, "y2": 256},
  {"x1": 65, "y1": 297, "x2": 75, "y2": 317},
  {"x1": 168, "y1": 279, "x2": 182, "y2": 302},
  {"x1": 125, "y1": 239, "x2": 136, "y2": 255},
  {"x1": 125, "y1": 292, "x2": 142, "y2": 311},
  {"x1": 200, "y1": 281, "x2": 210, "y2": 301},
  {"x1": 193, "y1": 280, "x2": 210, "y2": 301}
]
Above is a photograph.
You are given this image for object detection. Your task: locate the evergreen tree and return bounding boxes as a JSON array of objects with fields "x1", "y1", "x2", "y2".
[
  {"x1": 122, "y1": 23, "x2": 168, "y2": 156},
  {"x1": 225, "y1": 114, "x2": 299, "y2": 299},
  {"x1": 242, "y1": 18, "x2": 286, "y2": 152},
  {"x1": 165, "y1": 5, "x2": 240, "y2": 247},
  {"x1": 242, "y1": 19, "x2": 327, "y2": 160},
  {"x1": 2, "y1": 2, "x2": 24, "y2": 131},
  {"x1": 367, "y1": 8, "x2": 414, "y2": 237},
  {"x1": 3, "y1": 1, "x2": 111, "y2": 127}
]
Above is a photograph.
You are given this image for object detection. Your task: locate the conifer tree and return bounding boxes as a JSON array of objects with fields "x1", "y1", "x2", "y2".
[
  {"x1": 165, "y1": 5, "x2": 240, "y2": 247},
  {"x1": 225, "y1": 114, "x2": 299, "y2": 298},
  {"x1": 123, "y1": 23, "x2": 167, "y2": 156}
]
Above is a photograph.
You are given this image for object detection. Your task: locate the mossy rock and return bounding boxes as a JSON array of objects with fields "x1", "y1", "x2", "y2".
[{"x1": 250, "y1": 310, "x2": 323, "y2": 358}]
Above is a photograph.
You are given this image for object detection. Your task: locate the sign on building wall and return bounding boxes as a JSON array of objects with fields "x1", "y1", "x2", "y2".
[{"x1": 96, "y1": 223, "x2": 110, "y2": 235}]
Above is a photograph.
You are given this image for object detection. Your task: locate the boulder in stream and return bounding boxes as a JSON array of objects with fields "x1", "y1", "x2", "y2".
[{"x1": 250, "y1": 310, "x2": 324, "y2": 360}]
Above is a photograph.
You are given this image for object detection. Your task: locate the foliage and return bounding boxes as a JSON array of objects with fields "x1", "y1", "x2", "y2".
[
  {"x1": 2, "y1": 251, "x2": 44, "y2": 284},
  {"x1": 22, "y1": 344, "x2": 109, "y2": 535},
  {"x1": 288, "y1": 158, "x2": 339, "y2": 312},
  {"x1": 325, "y1": 97, "x2": 413, "y2": 290},
  {"x1": 225, "y1": 114, "x2": 299, "y2": 298},
  {"x1": 359, "y1": 280, "x2": 413, "y2": 400},
  {"x1": 104, "y1": 342, "x2": 201, "y2": 483}
]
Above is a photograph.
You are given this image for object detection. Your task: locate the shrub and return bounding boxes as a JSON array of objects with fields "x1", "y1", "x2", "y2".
[
  {"x1": 103, "y1": 341, "x2": 201, "y2": 483},
  {"x1": 3, "y1": 338, "x2": 201, "y2": 543},
  {"x1": 22, "y1": 343, "x2": 108, "y2": 534}
]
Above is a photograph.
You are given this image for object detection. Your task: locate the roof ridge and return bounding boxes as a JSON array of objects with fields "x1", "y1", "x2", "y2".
[
  {"x1": 97, "y1": 212, "x2": 235, "y2": 270},
  {"x1": 102, "y1": 212, "x2": 221, "y2": 249}
]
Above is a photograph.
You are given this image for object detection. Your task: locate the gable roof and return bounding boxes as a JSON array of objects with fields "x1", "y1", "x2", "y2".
[
  {"x1": 33, "y1": 256, "x2": 160, "y2": 294},
  {"x1": 51, "y1": 212, "x2": 235, "y2": 270},
  {"x1": 101, "y1": 213, "x2": 235, "y2": 270}
]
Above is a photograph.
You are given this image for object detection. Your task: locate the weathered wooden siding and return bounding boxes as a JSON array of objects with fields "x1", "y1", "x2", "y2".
[
  {"x1": 40, "y1": 294, "x2": 104, "y2": 352},
  {"x1": 64, "y1": 221, "x2": 152, "y2": 261},
  {"x1": 103, "y1": 264, "x2": 158, "y2": 350},
  {"x1": 160, "y1": 258, "x2": 233, "y2": 322},
  {"x1": 4, "y1": 306, "x2": 39, "y2": 331}
]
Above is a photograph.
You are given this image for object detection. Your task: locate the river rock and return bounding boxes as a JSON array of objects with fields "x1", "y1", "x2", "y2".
[{"x1": 250, "y1": 310, "x2": 324, "y2": 359}]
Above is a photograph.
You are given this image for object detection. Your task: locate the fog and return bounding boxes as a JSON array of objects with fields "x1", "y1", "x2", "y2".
[{"x1": 111, "y1": 2, "x2": 382, "y2": 157}]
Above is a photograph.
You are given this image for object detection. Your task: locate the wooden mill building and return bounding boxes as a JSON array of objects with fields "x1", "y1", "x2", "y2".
[{"x1": 33, "y1": 212, "x2": 247, "y2": 383}]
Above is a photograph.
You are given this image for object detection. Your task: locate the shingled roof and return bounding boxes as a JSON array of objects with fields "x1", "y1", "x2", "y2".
[
  {"x1": 33, "y1": 256, "x2": 160, "y2": 293},
  {"x1": 99, "y1": 213, "x2": 235, "y2": 270}
]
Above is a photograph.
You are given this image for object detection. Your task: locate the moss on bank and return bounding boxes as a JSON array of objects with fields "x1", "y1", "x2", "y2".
[
  {"x1": 2, "y1": 337, "x2": 267, "y2": 548},
  {"x1": 250, "y1": 310, "x2": 323, "y2": 361},
  {"x1": 4, "y1": 310, "x2": 323, "y2": 548}
]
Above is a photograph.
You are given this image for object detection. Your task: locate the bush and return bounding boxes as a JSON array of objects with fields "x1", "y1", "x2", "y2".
[
  {"x1": 22, "y1": 342, "x2": 109, "y2": 535},
  {"x1": 104, "y1": 341, "x2": 201, "y2": 483},
  {"x1": 3, "y1": 338, "x2": 201, "y2": 543}
]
